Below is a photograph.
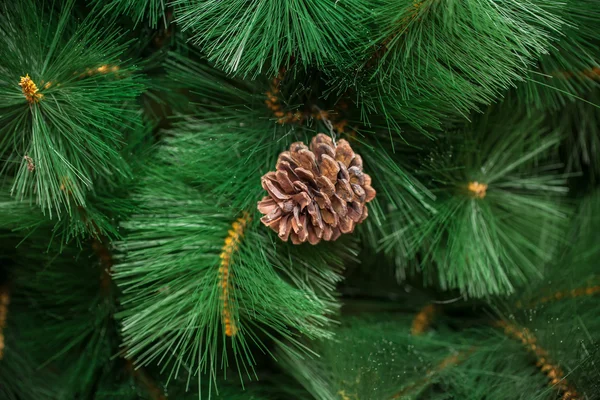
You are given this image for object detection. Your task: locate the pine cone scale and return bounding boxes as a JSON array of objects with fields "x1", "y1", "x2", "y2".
[
  {"x1": 338, "y1": 162, "x2": 350, "y2": 180},
  {"x1": 348, "y1": 166, "x2": 364, "y2": 185},
  {"x1": 262, "y1": 176, "x2": 290, "y2": 201},
  {"x1": 348, "y1": 201, "x2": 363, "y2": 223},
  {"x1": 364, "y1": 186, "x2": 376, "y2": 202},
  {"x1": 295, "y1": 167, "x2": 315, "y2": 183},
  {"x1": 314, "y1": 193, "x2": 331, "y2": 210},
  {"x1": 277, "y1": 160, "x2": 297, "y2": 178},
  {"x1": 293, "y1": 181, "x2": 310, "y2": 195},
  {"x1": 339, "y1": 216, "x2": 353, "y2": 234},
  {"x1": 359, "y1": 206, "x2": 369, "y2": 223},
  {"x1": 293, "y1": 192, "x2": 311, "y2": 210},
  {"x1": 331, "y1": 194, "x2": 347, "y2": 216},
  {"x1": 258, "y1": 133, "x2": 376, "y2": 244},
  {"x1": 321, "y1": 207, "x2": 336, "y2": 225},
  {"x1": 307, "y1": 202, "x2": 324, "y2": 230},
  {"x1": 352, "y1": 184, "x2": 365, "y2": 202},
  {"x1": 335, "y1": 140, "x2": 355, "y2": 166},
  {"x1": 336, "y1": 179, "x2": 354, "y2": 202},
  {"x1": 319, "y1": 155, "x2": 340, "y2": 181},
  {"x1": 276, "y1": 170, "x2": 295, "y2": 193},
  {"x1": 316, "y1": 177, "x2": 335, "y2": 197}
]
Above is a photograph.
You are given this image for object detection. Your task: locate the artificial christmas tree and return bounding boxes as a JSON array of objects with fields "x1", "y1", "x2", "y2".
[{"x1": 0, "y1": 0, "x2": 599, "y2": 399}]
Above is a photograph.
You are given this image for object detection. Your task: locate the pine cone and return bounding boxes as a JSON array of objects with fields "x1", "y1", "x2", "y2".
[{"x1": 258, "y1": 133, "x2": 376, "y2": 244}]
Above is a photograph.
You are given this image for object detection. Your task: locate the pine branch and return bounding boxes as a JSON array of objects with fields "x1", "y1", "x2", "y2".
[
  {"x1": 112, "y1": 170, "x2": 354, "y2": 392},
  {"x1": 490, "y1": 191, "x2": 600, "y2": 398},
  {"x1": 328, "y1": 0, "x2": 566, "y2": 131},
  {"x1": 172, "y1": 0, "x2": 372, "y2": 77},
  {"x1": 385, "y1": 105, "x2": 571, "y2": 297},
  {"x1": 557, "y1": 91, "x2": 600, "y2": 183},
  {"x1": 280, "y1": 288, "x2": 599, "y2": 400},
  {"x1": 0, "y1": 329, "x2": 60, "y2": 400},
  {"x1": 0, "y1": 0, "x2": 145, "y2": 216},
  {"x1": 91, "y1": 0, "x2": 170, "y2": 28},
  {"x1": 277, "y1": 315, "x2": 487, "y2": 400},
  {"x1": 389, "y1": 348, "x2": 475, "y2": 399},
  {"x1": 495, "y1": 321, "x2": 581, "y2": 399},
  {"x1": 515, "y1": 0, "x2": 600, "y2": 110},
  {"x1": 164, "y1": 48, "x2": 356, "y2": 128},
  {"x1": 410, "y1": 303, "x2": 437, "y2": 336},
  {"x1": 8, "y1": 237, "x2": 121, "y2": 398}
]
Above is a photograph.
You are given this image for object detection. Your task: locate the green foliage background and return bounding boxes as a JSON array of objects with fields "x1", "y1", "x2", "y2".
[{"x1": 0, "y1": 0, "x2": 599, "y2": 399}]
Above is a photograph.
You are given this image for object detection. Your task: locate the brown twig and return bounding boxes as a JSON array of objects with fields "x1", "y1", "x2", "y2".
[
  {"x1": 365, "y1": 1, "x2": 424, "y2": 68},
  {"x1": 390, "y1": 348, "x2": 475, "y2": 399},
  {"x1": 495, "y1": 321, "x2": 580, "y2": 400},
  {"x1": 411, "y1": 304, "x2": 437, "y2": 336},
  {"x1": 264, "y1": 66, "x2": 350, "y2": 133},
  {"x1": 125, "y1": 359, "x2": 168, "y2": 400},
  {"x1": 0, "y1": 287, "x2": 10, "y2": 360},
  {"x1": 516, "y1": 285, "x2": 600, "y2": 309},
  {"x1": 553, "y1": 67, "x2": 600, "y2": 80},
  {"x1": 92, "y1": 238, "x2": 114, "y2": 296}
]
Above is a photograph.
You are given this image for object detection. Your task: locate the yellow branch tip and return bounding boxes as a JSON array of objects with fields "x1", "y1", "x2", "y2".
[
  {"x1": 19, "y1": 74, "x2": 43, "y2": 103},
  {"x1": 219, "y1": 212, "x2": 251, "y2": 337},
  {"x1": 468, "y1": 181, "x2": 488, "y2": 198}
]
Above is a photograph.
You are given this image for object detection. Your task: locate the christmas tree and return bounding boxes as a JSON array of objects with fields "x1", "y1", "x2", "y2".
[{"x1": 1, "y1": 0, "x2": 599, "y2": 399}]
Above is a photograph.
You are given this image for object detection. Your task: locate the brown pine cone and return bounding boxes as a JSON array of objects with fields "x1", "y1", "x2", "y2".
[{"x1": 257, "y1": 133, "x2": 376, "y2": 245}]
